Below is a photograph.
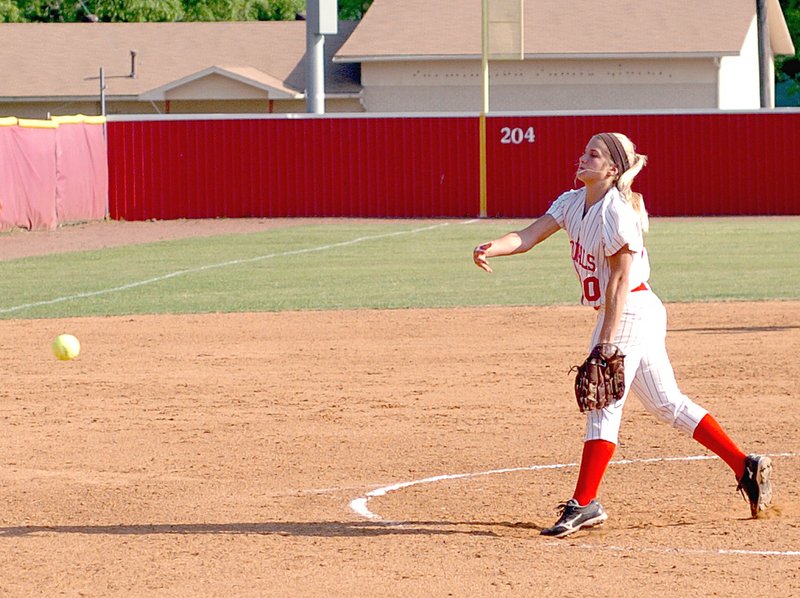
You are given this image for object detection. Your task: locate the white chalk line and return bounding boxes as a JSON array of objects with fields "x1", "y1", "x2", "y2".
[
  {"x1": 543, "y1": 542, "x2": 800, "y2": 558},
  {"x1": 349, "y1": 452, "x2": 800, "y2": 558},
  {"x1": 0, "y1": 220, "x2": 478, "y2": 315}
]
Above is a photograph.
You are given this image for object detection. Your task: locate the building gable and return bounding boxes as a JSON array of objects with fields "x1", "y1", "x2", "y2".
[{"x1": 140, "y1": 66, "x2": 302, "y2": 101}]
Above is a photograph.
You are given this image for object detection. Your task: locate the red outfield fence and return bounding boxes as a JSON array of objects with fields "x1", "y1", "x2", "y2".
[{"x1": 106, "y1": 111, "x2": 800, "y2": 220}]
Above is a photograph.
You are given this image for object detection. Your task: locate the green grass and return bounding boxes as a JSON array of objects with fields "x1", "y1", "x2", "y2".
[{"x1": 1, "y1": 217, "x2": 798, "y2": 320}]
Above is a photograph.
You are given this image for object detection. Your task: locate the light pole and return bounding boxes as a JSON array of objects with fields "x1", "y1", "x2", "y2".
[{"x1": 306, "y1": 0, "x2": 338, "y2": 114}]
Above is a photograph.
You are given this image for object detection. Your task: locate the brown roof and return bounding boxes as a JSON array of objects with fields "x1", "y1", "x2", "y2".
[
  {"x1": 0, "y1": 21, "x2": 360, "y2": 100},
  {"x1": 336, "y1": 0, "x2": 795, "y2": 61}
]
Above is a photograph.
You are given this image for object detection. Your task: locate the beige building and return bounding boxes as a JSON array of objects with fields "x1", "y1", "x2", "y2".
[
  {"x1": 0, "y1": 0, "x2": 794, "y2": 118},
  {"x1": 0, "y1": 21, "x2": 360, "y2": 119},
  {"x1": 335, "y1": 0, "x2": 795, "y2": 112}
]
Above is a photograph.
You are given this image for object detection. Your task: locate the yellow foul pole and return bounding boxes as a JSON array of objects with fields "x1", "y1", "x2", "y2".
[{"x1": 479, "y1": 0, "x2": 489, "y2": 218}]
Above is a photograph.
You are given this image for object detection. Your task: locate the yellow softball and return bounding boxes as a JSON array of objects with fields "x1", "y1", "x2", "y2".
[{"x1": 52, "y1": 334, "x2": 81, "y2": 360}]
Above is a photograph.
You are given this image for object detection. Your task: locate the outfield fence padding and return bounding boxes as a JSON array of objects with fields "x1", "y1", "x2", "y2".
[
  {"x1": 0, "y1": 116, "x2": 107, "y2": 233},
  {"x1": 106, "y1": 111, "x2": 800, "y2": 220}
]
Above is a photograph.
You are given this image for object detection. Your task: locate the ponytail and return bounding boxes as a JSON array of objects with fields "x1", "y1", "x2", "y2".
[
  {"x1": 596, "y1": 132, "x2": 649, "y2": 232},
  {"x1": 616, "y1": 151, "x2": 648, "y2": 232}
]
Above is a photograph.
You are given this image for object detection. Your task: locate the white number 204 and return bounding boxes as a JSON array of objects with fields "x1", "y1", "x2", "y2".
[{"x1": 500, "y1": 126, "x2": 535, "y2": 144}]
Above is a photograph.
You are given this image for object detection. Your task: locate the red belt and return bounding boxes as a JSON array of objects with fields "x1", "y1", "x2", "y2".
[{"x1": 593, "y1": 282, "x2": 649, "y2": 310}]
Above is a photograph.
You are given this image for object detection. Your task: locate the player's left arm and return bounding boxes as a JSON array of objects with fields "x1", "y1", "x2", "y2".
[{"x1": 597, "y1": 246, "x2": 634, "y2": 344}]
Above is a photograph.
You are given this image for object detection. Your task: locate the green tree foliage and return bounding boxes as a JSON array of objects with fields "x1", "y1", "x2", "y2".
[
  {"x1": 246, "y1": 0, "x2": 303, "y2": 20},
  {"x1": 779, "y1": 1, "x2": 800, "y2": 78},
  {"x1": 0, "y1": 0, "x2": 368, "y2": 21},
  {"x1": 94, "y1": 0, "x2": 183, "y2": 22},
  {"x1": 0, "y1": 0, "x2": 22, "y2": 21},
  {"x1": 10, "y1": 0, "x2": 184, "y2": 21},
  {"x1": 17, "y1": 0, "x2": 74, "y2": 21},
  {"x1": 181, "y1": 0, "x2": 302, "y2": 21},
  {"x1": 338, "y1": 0, "x2": 371, "y2": 20}
]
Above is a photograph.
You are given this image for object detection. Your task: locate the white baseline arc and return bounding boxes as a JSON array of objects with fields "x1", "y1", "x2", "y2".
[
  {"x1": 0, "y1": 220, "x2": 478, "y2": 315},
  {"x1": 349, "y1": 452, "x2": 800, "y2": 558}
]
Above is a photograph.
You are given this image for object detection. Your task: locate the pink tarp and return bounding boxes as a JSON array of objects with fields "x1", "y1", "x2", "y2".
[
  {"x1": 55, "y1": 121, "x2": 108, "y2": 224},
  {"x1": 0, "y1": 123, "x2": 58, "y2": 231},
  {"x1": 0, "y1": 117, "x2": 107, "y2": 232}
]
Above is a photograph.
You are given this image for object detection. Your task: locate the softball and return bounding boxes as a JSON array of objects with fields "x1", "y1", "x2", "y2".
[{"x1": 52, "y1": 334, "x2": 80, "y2": 360}]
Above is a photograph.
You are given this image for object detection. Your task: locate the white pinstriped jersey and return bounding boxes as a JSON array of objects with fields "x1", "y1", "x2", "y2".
[{"x1": 546, "y1": 187, "x2": 650, "y2": 308}]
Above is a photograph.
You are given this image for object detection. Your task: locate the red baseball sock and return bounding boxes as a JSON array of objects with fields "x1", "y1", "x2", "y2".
[
  {"x1": 572, "y1": 439, "x2": 616, "y2": 506},
  {"x1": 692, "y1": 413, "x2": 746, "y2": 479}
]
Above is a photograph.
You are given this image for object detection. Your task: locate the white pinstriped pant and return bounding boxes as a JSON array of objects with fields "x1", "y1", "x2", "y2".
[{"x1": 585, "y1": 290, "x2": 708, "y2": 444}]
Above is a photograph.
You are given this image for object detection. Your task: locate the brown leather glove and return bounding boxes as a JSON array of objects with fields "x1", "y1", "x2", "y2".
[{"x1": 572, "y1": 343, "x2": 626, "y2": 412}]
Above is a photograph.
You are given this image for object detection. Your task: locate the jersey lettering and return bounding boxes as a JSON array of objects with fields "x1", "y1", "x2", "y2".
[
  {"x1": 570, "y1": 240, "x2": 596, "y2": 272},
  {"x1": 582, "y1": 276, "x2": 601, "y2": 302},
  {"x1": 547, "y1": 188, "x2": 649, "y2": 307}
]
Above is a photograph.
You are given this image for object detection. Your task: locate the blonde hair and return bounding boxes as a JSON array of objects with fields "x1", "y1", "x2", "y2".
[{"x1": 594, "y1": 132, "x2": 649, "y2": 232}]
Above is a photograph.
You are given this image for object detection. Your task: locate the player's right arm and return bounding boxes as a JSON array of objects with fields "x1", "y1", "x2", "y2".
[{"x1": 473, "y1": 214, "x2": 560, "y2": 273}]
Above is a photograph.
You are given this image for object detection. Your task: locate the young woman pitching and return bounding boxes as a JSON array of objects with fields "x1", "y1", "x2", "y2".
[{"x1": 472, "y1": 132, "x2": 773, "y2": 538}]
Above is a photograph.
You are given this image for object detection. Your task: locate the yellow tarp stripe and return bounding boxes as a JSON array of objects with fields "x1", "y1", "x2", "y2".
[
  {"x1": 51, "y1": 114, "x2": 85, "y2": 124},
  {"x1": 17, "y1": 118, "x2": 59, "y2": 129},
  {"x1": 51, "y1": 114, "x2": 106, "y2": 125},
  {"x1": 0, "y1": 115, "x2": 104, "y2": 127}
]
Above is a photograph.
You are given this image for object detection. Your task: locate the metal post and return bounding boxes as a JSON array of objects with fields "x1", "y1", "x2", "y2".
[
  {"x1": 756, "y1": 0, "x2": 771, "y2": 108},
  {"x1": 481, "y1": 0, "x2": 490, "y2": 116},
  {"x1": 100, "y1": 67, "x2": 106, "y2": 116},
  {"x1": 306, "y1": 30, "x2": 325, "y2": 114},
  {"x1": 479, "y1": 0, "x2": 489, "y2": 218},
  {"x1": 305, "y1": 1, "x2": 337, "y2": 114}
]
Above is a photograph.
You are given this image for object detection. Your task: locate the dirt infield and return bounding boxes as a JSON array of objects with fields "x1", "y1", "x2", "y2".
[{"x1": 1, "y1": 220, "x2": 798, "y2": 597}]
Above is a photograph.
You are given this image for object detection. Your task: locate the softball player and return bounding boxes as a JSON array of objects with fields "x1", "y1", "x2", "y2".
[{"x1": 473, "y1": 132, "x2": 773, "y2": 538}]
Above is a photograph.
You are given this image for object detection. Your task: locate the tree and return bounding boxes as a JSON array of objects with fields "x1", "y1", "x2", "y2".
[
  {"x1": 0, "y1": 0, "x2": 22, "y2": 21},
  {"x1": 245, "y1": 0, "x2": 303, "y2": 21},
  {"x1": 94, "y1": 0, "x2": 183, "y2": 22},
  {"x1": 181, "y1": 0, "x2": 304, "y2": 21},
  {"x1": 778, "y1": 0, "x2": 800, "y2": 100},
  {"x1": 0, "y1": 0, "x2": 371, "y2": 21},
  {"x1": 338, "y1": 0, "x2": 372, "y2": 20},
  {"x1": 10, "y1": 0, "x2": 182, "y2": 21},
  {"x1": 18, "y1": 0, "x2": 73, "y2": 21}
]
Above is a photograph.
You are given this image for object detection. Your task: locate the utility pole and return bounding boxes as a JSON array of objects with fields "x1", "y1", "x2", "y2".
[
  {"x1": 756, "y1": 0, "x2": 771, "y2": 108},
  {"x1": 306, "y1": 1, "x2": 338, "y2": 114},
  {"x1": 86, "y1": 50, "x2": 138, "y2": 117}
]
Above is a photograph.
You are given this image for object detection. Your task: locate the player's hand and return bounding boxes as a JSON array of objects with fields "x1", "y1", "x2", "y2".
[{"x1": 473, "y1": 242, "x2": 493, "y2": 272}]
